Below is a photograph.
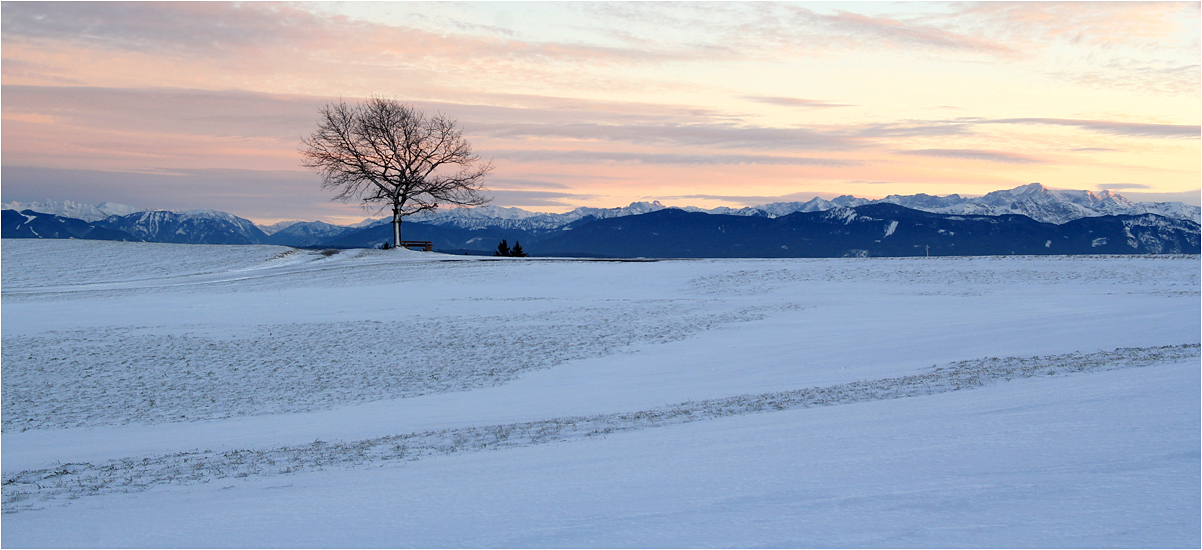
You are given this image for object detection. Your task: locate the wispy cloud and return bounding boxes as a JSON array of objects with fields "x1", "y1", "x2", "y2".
[
  {"x1": 477, "y1": 122, "x2": 864, "y2": 151},
  {"x1": 3, "y1": 3, "x2": 747, "y2": 107},
  {"x1": 1, "y1": 85, "x2": 731, "y2": 142},
  {"x1": 652, "y1": 191, "x2": 843, "y2": 206},
  {"x1": 945, "y1": 1, "x2": 1199, "y2": 49},
  {"x1": 851, "y1": 121, "x2": 974, "y2": 138},
  {"x1": 897, "y1": 149, "x2": 1045, "y2": 164},
  {"x1": 0, "y1": 2, "x2": 727, "y2": 76},
  {"x1": 700, "y1": 3, "x2": 1020, "y2": 59},
  {"x1": 742, "y1": 96, "x2": 855, "y2": 109},
  {"x1": 2, "y1": 85, "x2": 325, "y2": 139},
  {"x1": 0, "y1": 57, "x2": 83, "y2": 84},
  {"x1": 486, "y1": 178, "x2": 573, "y2": 190},
  {"x1": 486, "y1": 149, "x2": 861, "y2": 167},
  {"x1": 935, "y1": 2, "x2": 1201, "y2": 93},
  {"x1": 1052, "y1": 60, "x2": 1201, "y2": 95},
  {"x1": 811, "y1": 9, "x2": 1016, "y2": 55},
  {"x1": 1116, "y1": 189, "x2": 1202, "y2": 206},
  {"x1": 986, "y1": 118, "x2": 1200, "y2": 138},
  {"x1": 1, "y1": 86, "x2": 874, "y2": 173},
  {"x1": 1095, "y1": 183, "x2": 1153, "y2": 190},
  {"x1": 483, "y1": 189, "x2": 601, "y2": 208},
  {"x1": 0, "y1": 2, "x2": 333, "y2": 56}
]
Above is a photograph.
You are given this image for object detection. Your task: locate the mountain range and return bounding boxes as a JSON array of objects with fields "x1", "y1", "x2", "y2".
[
  {"x1": 4, "y1": 183, "x2": 1199, "y2": 257},
  {"x1": 398, "y1": 183, "x2": 1201, "y2": 230}
]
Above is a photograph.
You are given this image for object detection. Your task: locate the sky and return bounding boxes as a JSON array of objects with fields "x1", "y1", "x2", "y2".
[{"x1": 1, "y1": 1, "x2": 1199, "y2": 225}]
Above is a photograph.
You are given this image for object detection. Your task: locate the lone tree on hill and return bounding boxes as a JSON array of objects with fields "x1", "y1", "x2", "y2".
[{"x1": 301, "y1": 97, "x2": 491, "y2": 247}]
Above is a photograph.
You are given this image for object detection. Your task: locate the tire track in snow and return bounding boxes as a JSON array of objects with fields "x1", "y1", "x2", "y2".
[{"x1": 4, "y1": 343, "x2": 1196, "y2": 514}]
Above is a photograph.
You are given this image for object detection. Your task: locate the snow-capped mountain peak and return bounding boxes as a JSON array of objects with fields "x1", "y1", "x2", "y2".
[
  {"x1": 96, "y1": 209, "x2": 268, "y2": 245},
  {"x1": 286, "y1": 184, "x2": 1200, "y2": 233},
  {"x1": 7, "y1": 184, "x2": 1198, "y2": 243},
  {"x1": 1, "y1": 200, "x2": 142, "y2": 223},
  {"x1": 258, "y1": 220, "x2": 305, "y2": 236}
]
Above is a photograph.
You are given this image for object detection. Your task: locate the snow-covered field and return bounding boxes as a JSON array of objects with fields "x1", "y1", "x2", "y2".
[{"x1": 2, "y1": 239, "x2": 1198, "y2": 548}]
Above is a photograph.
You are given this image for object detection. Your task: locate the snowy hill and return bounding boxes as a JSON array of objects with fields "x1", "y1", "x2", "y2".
[{"x1": 1, "y1": 241, "x2": 1197, "y2": 546}]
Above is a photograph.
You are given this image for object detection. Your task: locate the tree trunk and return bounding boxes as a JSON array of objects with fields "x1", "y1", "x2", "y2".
[{"x1": 392, "y1": 205, "x2": 402, "y2": 247}]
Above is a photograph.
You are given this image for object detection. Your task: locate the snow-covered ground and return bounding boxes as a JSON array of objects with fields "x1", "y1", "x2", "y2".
[{"x1": 2, "y1": 239, "x2": 1198, "y2": 547}]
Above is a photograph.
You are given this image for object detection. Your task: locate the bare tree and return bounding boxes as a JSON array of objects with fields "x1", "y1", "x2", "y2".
[{"x1": 301, "y1": 97, "x2": 491, "y2": 247}]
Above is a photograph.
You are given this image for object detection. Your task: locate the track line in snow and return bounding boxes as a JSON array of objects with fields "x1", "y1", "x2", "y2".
[
  {"x1": 4, "y1": 343, "x2": 1196, "y2": 514},
  {"x1": 2, "y1": 303, "x2": 798, "y2": 432}
]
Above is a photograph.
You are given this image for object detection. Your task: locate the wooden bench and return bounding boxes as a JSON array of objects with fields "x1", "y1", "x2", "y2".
[{"x1": 399, "y1": 240, "x2": 433, "y2": 251}]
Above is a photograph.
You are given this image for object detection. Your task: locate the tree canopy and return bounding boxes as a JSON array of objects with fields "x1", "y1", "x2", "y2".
[{"x1": 301, "y1": 97, "x2": 491, "y2": 246}]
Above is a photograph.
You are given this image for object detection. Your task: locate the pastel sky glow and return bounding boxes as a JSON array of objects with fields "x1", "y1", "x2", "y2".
[{"x1": 2, "y1": 1, "x2": 1199, "y2": 224}]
